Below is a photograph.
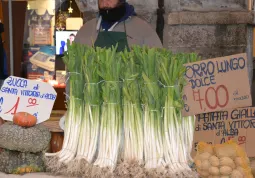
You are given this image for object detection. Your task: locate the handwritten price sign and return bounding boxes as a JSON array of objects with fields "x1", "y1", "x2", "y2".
[
  {"x1": 182, "y1": 53, "x2": 252, "y2": 116},
  {"x1": 0, "y1": 76, "x2": 57, "y2": 124},
  {"x1": 192, "y1": 107, "x2": 255, "y2": 157}
]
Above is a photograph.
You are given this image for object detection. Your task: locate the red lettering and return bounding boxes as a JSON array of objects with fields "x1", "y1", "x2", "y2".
[
  {"x1": 192, "y1": 89, "x2": 204, "y2": 110},
  {"x1": 217, "y1": 85, "x2": 229, "y2": 107},
  {"x1": 205, "y1": 87, "x2": 218, "y2": 109},
  {"x1": 238, "y1": 136, "x2": 246, "y2": 145},
  {"x1": 4, "y1": 97, "x2": 20, "y2": 115},
  {"x1": 27, "y1": 98, "x2": 39, "y2": 107},
  {"x1": 205, "y1": 85, "x2": 229, "y2": 110}
]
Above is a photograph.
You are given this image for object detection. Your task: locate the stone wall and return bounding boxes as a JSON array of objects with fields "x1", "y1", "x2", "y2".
[
  {"x1": 166, "y1": 24, "x2": 247, "y2": 59},
  {"x1": 164, "y1": 11, "x2": 254, "y2": 86},
  {"x1": 165, "y1": 0, "x2": 247, "y2": 12},
  {"x1": 164, "y1": 11, "x2": 252, "y2": 58}
]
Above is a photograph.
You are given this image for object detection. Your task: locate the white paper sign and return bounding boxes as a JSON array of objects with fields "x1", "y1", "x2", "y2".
[{"x1": 0, "y1": 76, "x2": 57, "y2": 124}]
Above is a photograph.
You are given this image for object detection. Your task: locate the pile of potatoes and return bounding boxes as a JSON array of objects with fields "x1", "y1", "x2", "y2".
[{"x1": 194, "y1": 142, "x2": 253, "y2": 178}]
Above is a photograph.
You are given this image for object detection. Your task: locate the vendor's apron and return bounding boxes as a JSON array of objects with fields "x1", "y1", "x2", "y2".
[{"x1": 94, "y1": 22, "x2": 130, "y2": 52}]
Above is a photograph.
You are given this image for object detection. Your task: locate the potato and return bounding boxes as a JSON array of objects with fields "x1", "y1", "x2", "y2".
[
  {"x1": 199, "y1": 152, "x2": 212, "y2": 161},
  {"x1": 201, "y1": 160, "x2": 211, "y2": 171},
  {"x1": 209, "y1": 155, "x2": 220, "y2": 167},
  {"x1": 200, "y1": 171, "x2": 210, "y2": 177},
  {"x1": 231, "y1": 169, "x2": 243, "y2": 178},
  {"x1": 197, "y1": 169, "x2": 209, "y2": 177},
  {"x1": 236, "y1": 166, "x2": 245, "y2": 176},
  {"x1": 215, "y1": 145, "x2": 236, "y2": 158},
  {"x1": 220, "y1": 166, "x2": 232, "y2": 176},
  {"x1": 209, "y1": 167, "x2": 220, "y2": 176},
  {"x1": 220, "y1": 157, "x2": 235, "y2": 169}
]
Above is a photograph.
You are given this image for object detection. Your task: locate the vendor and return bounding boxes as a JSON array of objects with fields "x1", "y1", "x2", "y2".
[
  {"x1": 60, "y1": 0, "x2": 162, "y2": 129},
  {"x1": 75, "y1": 0, "x2": 162, "y2": 50}
]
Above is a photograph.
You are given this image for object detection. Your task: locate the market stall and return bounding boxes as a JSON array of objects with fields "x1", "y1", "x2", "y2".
[{"x1": 1, "y1": 0, "x2": 255, "y2": 177}]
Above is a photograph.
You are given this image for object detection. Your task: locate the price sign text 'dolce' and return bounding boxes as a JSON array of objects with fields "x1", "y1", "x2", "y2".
[{"x1": 182, "y1": 53, "x2": 251, "y2": 116}]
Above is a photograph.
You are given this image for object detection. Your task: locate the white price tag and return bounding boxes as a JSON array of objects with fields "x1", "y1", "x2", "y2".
[{"x1": 0, "y1": 76, "x2": 57, "y2": 124}]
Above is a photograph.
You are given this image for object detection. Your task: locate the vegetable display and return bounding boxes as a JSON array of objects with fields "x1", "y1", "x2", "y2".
[
  {"x1": 45, "y1": 43, "x2": 200, "y2": 177},
  {"x1": 194, "y1": 141, "x2": 253, "y2": 178}
]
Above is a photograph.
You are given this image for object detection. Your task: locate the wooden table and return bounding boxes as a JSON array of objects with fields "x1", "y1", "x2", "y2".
[{"x1": 41, "y1": 110, "x2": 65, "y2": 153}]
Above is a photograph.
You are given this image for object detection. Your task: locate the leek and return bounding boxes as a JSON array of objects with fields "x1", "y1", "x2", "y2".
[
  {"x1": 45, "y1": 42, "x2": 86, "y2": 165},
  {"x1": 133, "y1": 46, "x2": 165, "y2": 169},
  {"x1": 120, "y1": 49, "x2": 143, "y2": 163},
  {"x1": 93, "y1": 46, "x2": 122, "y2": 169},
  {"x1": 76, "y1": 47, "x2": 101, "y2": 163},
  {"x1": 158, "y1": 50, "x2": 199, "y2": 176}
]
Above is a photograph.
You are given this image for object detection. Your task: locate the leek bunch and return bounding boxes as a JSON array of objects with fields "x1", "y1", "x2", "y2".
[
  {"x1": 76, "y1": 47, "x2": 101, "y2": 163},
  {"x1": 158, "y1": 50, "x2": 199, "y2": 175},
  {"x1": 133, "y1": 46, "x2": 165, "y2": 169},
  {"x1": 93, "y1": 46, "x2": 122, "y2": 169},
  {"x1": 45, "y1": 44, "x2": 200, "y2": 177},
  {"x1": 120, "y1": 49, "x2": 143, "y2": 163},
  {"x1": 46, "y1": 42, "x2": 86, "y2": 164}
]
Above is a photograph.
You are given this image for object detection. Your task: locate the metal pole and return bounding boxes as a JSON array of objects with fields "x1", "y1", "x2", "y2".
[{"x1": 8, "y1": 0, "x2": 14, "y2": 75}]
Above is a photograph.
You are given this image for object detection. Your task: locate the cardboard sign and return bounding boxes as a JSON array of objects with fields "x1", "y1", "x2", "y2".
[
  {"x1": 0, "y1": 76, "x2": 57, "y2": 124},
  {"x1": 182, "y1": 53, "x2": 252, "y2": 117},
  {"x1": 191, "y1": 107, "x2": 255, "y2": 157}
]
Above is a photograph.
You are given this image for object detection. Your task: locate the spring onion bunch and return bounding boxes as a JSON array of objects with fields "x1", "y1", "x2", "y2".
[
  {"x1": 158, "y1": 50, "x2": 199, "y2": 175},
  {"x1": 93, "y1": 46, "x2": 122, "y2": 169},
  {"x1": 120, "y1": 49, "x2": 143, "y2": 163},
  {"x1": 75, "y1": 47, "x2": 101, "y2": 163},
  {"x1": 44, "y1": 43, "x2": 200, "y2": 177},
  {"x1": 133, "y1": 46, "x2": 165, "y2": 169},
  {"x1": 45, "y1": 42, "x2": 85, "y2": 164}
]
